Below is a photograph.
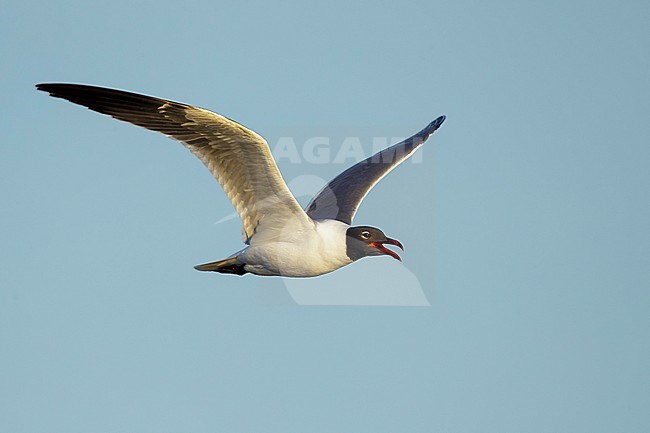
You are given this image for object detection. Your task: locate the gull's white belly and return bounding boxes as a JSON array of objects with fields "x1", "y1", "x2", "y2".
[{"x1": 238, "y1": 219, "x2": 352, "y2": 277}]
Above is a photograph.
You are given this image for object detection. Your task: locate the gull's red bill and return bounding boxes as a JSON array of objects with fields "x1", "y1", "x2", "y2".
[{"x1": 370, "y1": 237, "x2": 404, "y2": 261}]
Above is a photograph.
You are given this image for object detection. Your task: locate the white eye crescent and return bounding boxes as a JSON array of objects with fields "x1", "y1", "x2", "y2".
[{"x1": 360, "y1": 230, "x2": 371, "y2": 239}]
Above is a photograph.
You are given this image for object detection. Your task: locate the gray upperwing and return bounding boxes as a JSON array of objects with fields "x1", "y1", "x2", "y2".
[{"x1": 305, "y1": 115, "x2": 446, "y2": 224}]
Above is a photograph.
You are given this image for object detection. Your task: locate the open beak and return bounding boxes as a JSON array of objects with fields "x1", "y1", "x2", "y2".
[{"x1": 370, "y1": 237, "x2": 404, "y2": 261}]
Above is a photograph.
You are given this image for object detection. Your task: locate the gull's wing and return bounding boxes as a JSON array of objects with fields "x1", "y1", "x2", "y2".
[
  {"x1": 37, "y1": 83, "x2": 312, "y2": 242},
  {"x1": 305, "y1": 116, "x2": 446, "y2": 224}
]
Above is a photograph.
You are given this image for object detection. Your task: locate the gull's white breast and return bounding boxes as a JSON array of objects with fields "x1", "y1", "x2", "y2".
[{"x1": 239, "y1": 219, "x2": 352, "y2": 277}]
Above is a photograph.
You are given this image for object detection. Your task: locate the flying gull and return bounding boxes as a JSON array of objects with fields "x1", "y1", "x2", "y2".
[{"x1": 36, "y1": 83, "x2": 445, "y2": 277}]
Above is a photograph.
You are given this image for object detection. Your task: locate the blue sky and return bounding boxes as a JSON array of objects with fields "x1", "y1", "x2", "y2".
[{"x1": 1, "y1": 1, "x2": 649, "y2": 432}]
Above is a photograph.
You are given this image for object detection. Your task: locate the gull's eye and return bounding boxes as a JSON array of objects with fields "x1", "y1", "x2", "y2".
[{"x1": 360, "y1": 230, "x2": 371, "y2": 239}]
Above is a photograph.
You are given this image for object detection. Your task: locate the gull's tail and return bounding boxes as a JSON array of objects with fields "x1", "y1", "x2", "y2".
[{"x1": 194, "y1": 256, "x2": 248, "y2": 275}]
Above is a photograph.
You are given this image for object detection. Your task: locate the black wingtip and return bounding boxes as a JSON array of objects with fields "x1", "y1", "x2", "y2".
[
  {"x1": 416, "y1": 115, "x2": 446, "y2": 140},
  {"x1": 35, "y1": 83, "x2": 71, "y2": 97},
  {"x1": 430, "y1": 115, "x2": 446, "y2": 130},
  {"x1": 35, "y1": 83, "x2": 58, "y2": 92}
]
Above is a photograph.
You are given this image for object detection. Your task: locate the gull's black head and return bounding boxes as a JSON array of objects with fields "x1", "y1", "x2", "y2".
[{"x1": 345, "y1": 226, "x2": 404, "y2": 262}]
